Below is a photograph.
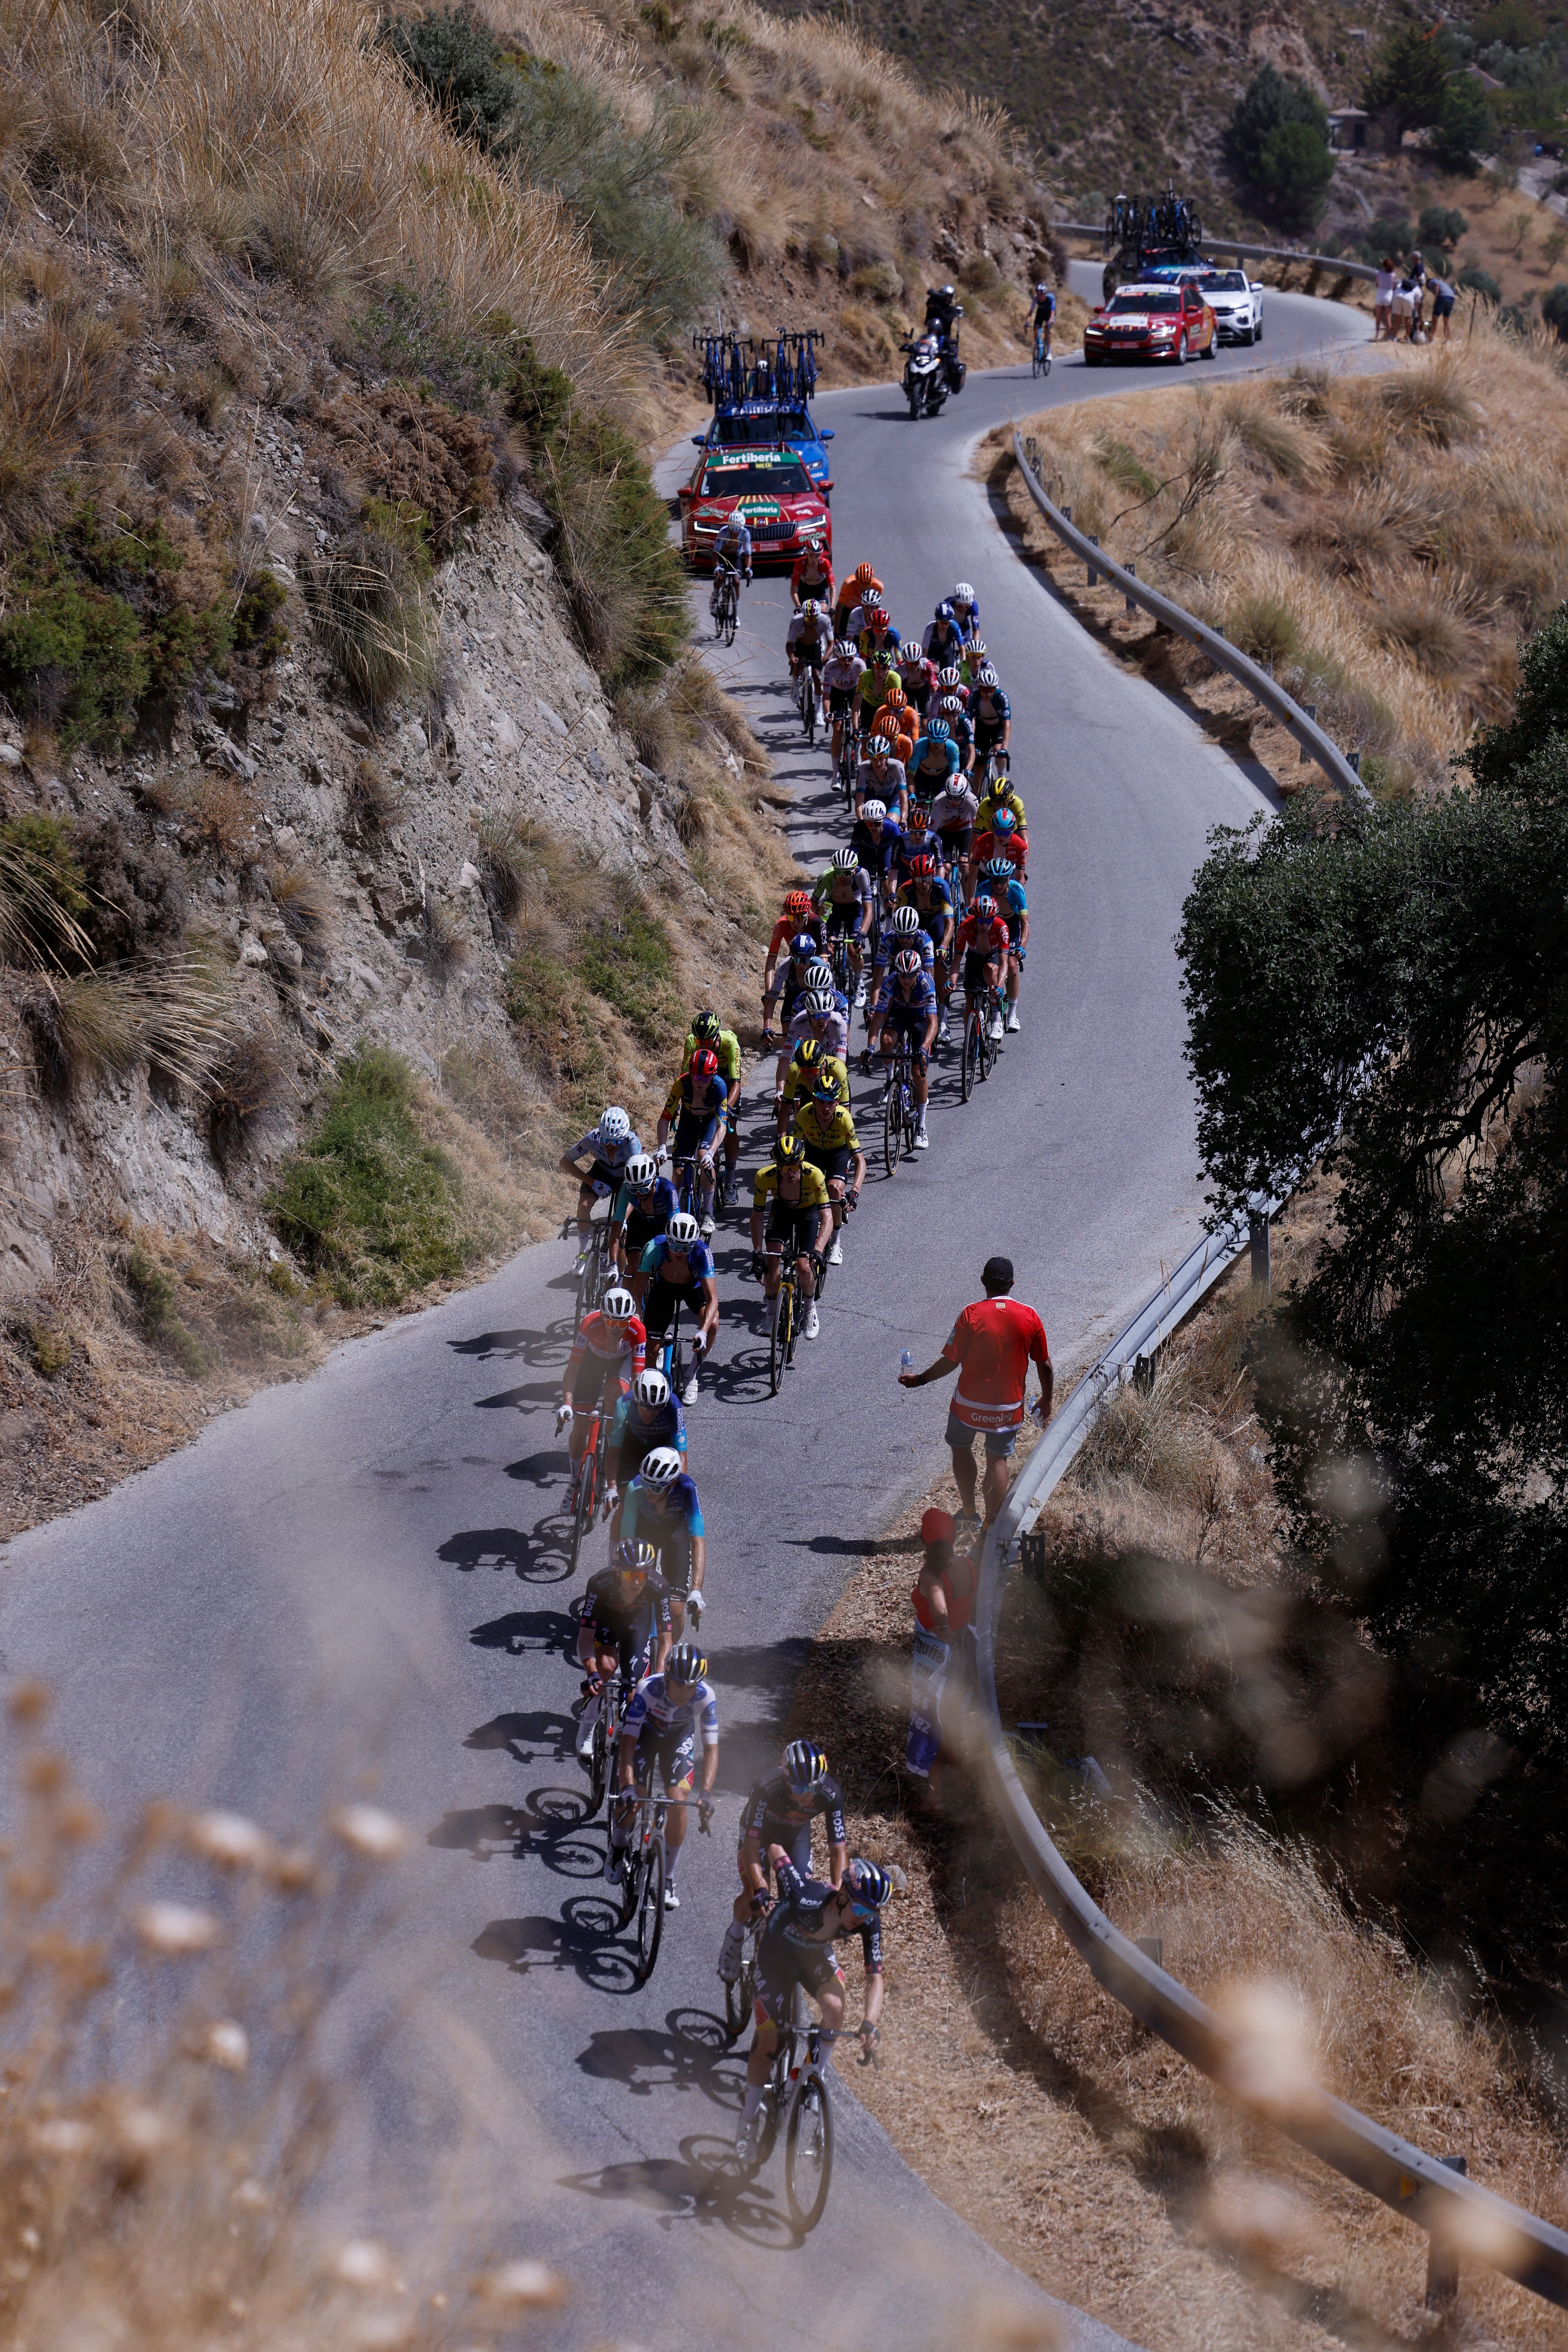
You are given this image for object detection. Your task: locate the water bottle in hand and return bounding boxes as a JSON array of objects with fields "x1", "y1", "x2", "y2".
[{"x1": 899, "y1": 1348, "x2": 914, "y2": 1383}]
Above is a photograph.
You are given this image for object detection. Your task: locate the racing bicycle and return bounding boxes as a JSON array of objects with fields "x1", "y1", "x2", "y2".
[
  {"x1": 712, "y1": 560, "x2": 740, "y2": 647},
  {"x1": 835, "y1": 722, "x2": 857, "y2": 807},
  {"x1": 613, "y1": 1791, "x2": 710, "y2": 1985},
  {"x1": 736, "y1": 2005, "x2": 870, "y2": 2233},
  {"x1": 960, "y1": 982, "x2": 1004, "y2": 1101},
  {"x1": 767, "y1": 1250, "x2": 810, "y2": 1394},
  {"x1": 881, "y1": 1035, "x2": 920, "y2": 1173},
  {"x1": 1032, "y1": 324, "x2": 1052, "y2": 378},
  {"x1": 567, "y1": 1388, "x2": 613, "y2": 1576},
  {"x1": 580, "y1": 1668, "x2": 630, "y2": 1819},
  {"x1": 796, "y1": 660, "x2": 820, "y2": 746},
  {"x1": 562, "y1": 1212, "x2": 610, "y2": 1340}
]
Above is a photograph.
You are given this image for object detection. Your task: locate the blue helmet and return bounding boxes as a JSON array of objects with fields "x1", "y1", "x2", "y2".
[
  {"x1": 791, "y1": 931, "x2": 818, "y2": 958},
  {"x1": 935, "y1": 601, "x2": 955, "y2": 625},
  {"x1": 844, "y1": 1858, "x2": 892, "y2": 1910},
  {"x1": 925, "y1": 719, "x2": 952, "y2": 743}
]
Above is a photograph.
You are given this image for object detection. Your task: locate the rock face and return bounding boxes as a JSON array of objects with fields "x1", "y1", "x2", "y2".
[{"x1": 0, "y1": 491, "x2": 696, "y2": 1296}]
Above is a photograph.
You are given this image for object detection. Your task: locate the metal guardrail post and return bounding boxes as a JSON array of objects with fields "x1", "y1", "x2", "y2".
[
  {"x1": 1248, "y1": 1210, "x2": 1271, "y2": 1291},
  {"x1": 1010, "y1": 433, "x2": 1374, "y2": 807},
  {"x1": 1124, "y1": 561, "x2": 1137, "y2": 617}
]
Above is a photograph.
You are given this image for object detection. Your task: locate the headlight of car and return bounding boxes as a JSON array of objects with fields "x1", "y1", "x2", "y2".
[{"x1": 692, "y1": 520, "x2": 721, "y2": 535}]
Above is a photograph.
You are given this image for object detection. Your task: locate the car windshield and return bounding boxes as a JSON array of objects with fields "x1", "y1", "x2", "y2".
[
  {"x1": 1199, "y1": 271, "x2": 1248, "y2": 292},
  {"x1": 1109, "y1": 292, "x2": 1181, "y2": 314},
  {"x1": 710, "y1": 411, "x2": 814, "y2": 446},
  {"x1": 702, "y1": 458, "x2": 812, "y2": 494}
]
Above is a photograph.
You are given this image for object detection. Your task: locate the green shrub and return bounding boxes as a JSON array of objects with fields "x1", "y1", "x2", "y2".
[
  {"x1": 1458, "y1": 262, "x2": 1503, "y2": 302},
  {"x1": 507, "y1": 341, "x2": 688, "y2": 691},
  {"x1": 1418, "y1": 203, "x2": 1468, "y2": 252},
  {"x1": 1225, "y1": 64, "x2": 1328, "y2": 184},
  {"x1": 269, "y1": 1045, "x2": 475, "y2": 1305},
  {"x1": 1230, "y1": 593, "x2": 1301, "y2": 666},
  {"x1": 1541, "y1": 282, "x2": 1568, "y2": 340},
  {"x1": 574, "y1": 894, "x2": 678, "y2": 1047},
  {"x1": 505, "y1": 944, "x2": 612, "y2": 1125},
  {"x1": 0, "y1": 813, "x2": 90, "y2": 968},
  {"x1": 126, "y1": 1245, "x2": 210, "y2": 1377},
  {"x1": 1256, "y1": 120, "x2": 1334, "y2": 234}
]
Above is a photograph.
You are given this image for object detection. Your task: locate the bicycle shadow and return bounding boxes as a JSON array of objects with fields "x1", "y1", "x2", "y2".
[
  {"x1": 468, "y1": 1605, "x2": 576, "y2": 1653},
  {"x1": 474, "y1": 1379, "x2": 558, "y2": 1411},
  {"x1": 557, "y1": 2135, "x2": 798, "y2": 2249},
  {"x1": 463, "y1": 1709, "x2": 574, "y2": 1762},
  {"x1": 448, "y1": 1322, "x2": 573, "y2": 1363},
  {"x1": 574, "y1": 2003, "x2": 739, "y2": 2112},
  {"x1": 472, "y1": 1895, "x2": 638, "y2": 1994}
]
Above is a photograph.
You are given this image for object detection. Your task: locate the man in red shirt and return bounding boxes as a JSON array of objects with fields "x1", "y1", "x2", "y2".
[{"x1": 898, "y1": 1256, "x2": 1052, "y2": 1528}]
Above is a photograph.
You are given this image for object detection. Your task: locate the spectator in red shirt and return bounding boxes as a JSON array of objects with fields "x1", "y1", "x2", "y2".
[{"x1": 898, "y1": 1256, "x2": 1052, "y2": 1527}]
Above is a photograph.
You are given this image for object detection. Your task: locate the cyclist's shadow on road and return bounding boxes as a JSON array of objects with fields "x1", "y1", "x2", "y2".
[
  {"x1": 575, "y1": 2003, "x2": 736, "y2": 2108},
  {"x1": 558, "y1": 2138, "x2": 798, "y2": 2249},
  {"x1": 473, "y1": 1896, "x2": 638, "y2": 1995},
  {"x1": 448, "y1": 1320, "x2": 572, "y2": 1363},
  {"x1": 438, "y1": 1489, "x2": 576, "y2": 1584}
]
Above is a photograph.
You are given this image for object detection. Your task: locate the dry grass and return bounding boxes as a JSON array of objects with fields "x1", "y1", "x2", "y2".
[
  {"x1": 22, "y1": 956, "x2": 233, "y2": 1099},
  {"x1": 0, "y1": 1693, "x2": 565, "y2": 2350},
  {"x1": 1010, "y1": 320, "x2": 1568, "y2": 795}
]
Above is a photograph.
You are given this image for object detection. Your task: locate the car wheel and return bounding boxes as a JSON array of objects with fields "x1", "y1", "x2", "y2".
[
  {"x1": 1253, "y1": 318, "x2": 1263, "y2": 344},
  {"x1": 1084, "y1": 351, "x2": 1102, "y2": 367},
  {"x1": 1200, "y1": 329, "x2": 1216, "y2": 359},
  {"x1": 1172, "y1": 333, "x2": 1188, "y2": 364}
]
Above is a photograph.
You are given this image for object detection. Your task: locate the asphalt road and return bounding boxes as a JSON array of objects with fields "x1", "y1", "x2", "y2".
[{"x1": 0, "y1": 275, "x2": 1365, "y2": 2349}]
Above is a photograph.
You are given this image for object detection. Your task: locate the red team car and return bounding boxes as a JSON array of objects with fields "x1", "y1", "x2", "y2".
[
  {"x1": 678, "y1": 446, "x2": 832, "y2": 571},
  {"x1": 1083, "y1": 278, "x2": 1217, "y2": 366}
]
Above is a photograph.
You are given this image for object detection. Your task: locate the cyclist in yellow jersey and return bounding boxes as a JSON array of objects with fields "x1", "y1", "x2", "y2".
[
  {"x1": 750, "y1": 1136, "x2": 833, "y2": 1341},
  {"x1": 855, "y1": 654, "x2": 899, "y2": 747},
  {"x1": 789, "y1": 1077, "x2": 866, "y2": 1267},
  {"x1": 974, "y1": 774, "x2": 1026, "y2": 839},
  {"x1": 776, "y1": 1038, "x2": 849, "y2": 1137},
  {"x1": 685, "y1": 1009, "x2": 743, "y2": 1205}
]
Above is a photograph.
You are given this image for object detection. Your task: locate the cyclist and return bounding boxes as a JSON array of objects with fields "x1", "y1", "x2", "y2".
[
  {"x1": 767, "y1": 931, "x2": 826, "y2": 1045},
  {"x1": 612, "y1": 1642, "x2": 717, "y2": 1909},
  {"x1": 872, "y1": 947, "x2": 939, "y2": 1150},
  {"x1": 822, "y1": 638, "x2": 866, "y2": 774},
  {"x1": 685, "y1": 1009, "x2": 743, "y2": 1207},
  {"x1": 1028, "y1": 280, "x2": 1056, "y2": 365},
  {"x1": 955, "y1": 892, "x2": 1010, "y2": 1044},
  {"x1": 709, "y1": 514, "x2": 752, "y2": 619},
  {"x1": 855, "y1": 602, "x2": 900, "y2": 669},
  {"x1": 906, "y1": 715, "x2": 960, "y2": 807},
  {"x1": 958, "y1": 635, "x2": 992, "y2": 689},
  {"x1": 833, "y1": 559, "x2": 883, "y2": 640},
  {"x1": 896, "y1": 638, "x2": 939, "y2": 722},
  {"x1": 972, "y1": 801, "x2": 1027, "y2": 884},
  {"x1": 735, "y1": 1854, "x2": 890, "y2": 2163},
  {"x1": 573, "y1": 1538, "x2": 674, "y2": 1761},
  {"x1": 556, "y1": 1286, "x2": 647, "y2": 1505},
  {"x1": 750, "y1": 1132, "x2": 832, "y2": 1341},
  {"x1": 604, "y1": 1365, "x2": 686, "y2": 1527},
  {"x1": 950, "y1": 580, "x2": 981, "y2": 640},
  {"x1": 761, "y1": 891, "x2": 823, "y2": 1043},
  {"x1": 854, "y1": 742, "x2": 908, "y2": 829},
  {"x1": 776, "y1": 1035, "x2": 850, "y2": 1136},
  {"x1": 923, "y1": 600, "x2": 966, "y2": 670},
  {"x1": 867, "y1": 678, "x2": 917, "y2": 768},
  {"x1": 850, "y1": 791, "x2": 903, "y2": 897},
  {"x1": 979, "y1": 855, "x2": 1029, "y2": 1034},
  {"x1": 619, "y1": 1447, "x2": 707, "y2": 1641},
  {"x1": 790, "y1": 542, "x2": 835, "y2": 611},
  {"x1": 655, "y1": 1047, "x2": 727, "y2": 1235},
  {"x1": 930, "y1": 769, "x2": 980, "y2": 898},
  {"x1": 631, "y1": 1211, "x2": 719, "y2": 1407},
  {"x1": 935, "y1": 690, "x2": 975, "y2": 778},
  {"x1": 718, "y1": 1739, "x2": 848, "y2": 1983},
  {"x1": 608, "y1": 1152, "x2": 678, "y2": 1283},
  {"x1": 854, "y1": 648, "x2": 899, "y2": 752},
  {"x1": 777, "y1": 981, "x2": 849, "y2": 1099},
  {"x1": 892, "y1": 854, "x2": 955, "y2": 1037},
  {"x1": 789, "y1": 1073, "x2": 865, "y2": 1266},
  {"x1": 785, "y1": 598, "x2": 830, "y2": 707},
  {"x1": 975, "y1": 766, "x2": 1027, "y2": 840},
  {"x1": 968, "y1": 666, "x2": 1011, "y2": 782},
  {"x1": 811, "y1": 845, "x2": 874, "y2": 1007},
  {"x1": 559, "y1": 1106, "x2": 641, "y2": 1267}
]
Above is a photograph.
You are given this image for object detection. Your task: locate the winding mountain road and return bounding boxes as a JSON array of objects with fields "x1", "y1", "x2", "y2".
[{"x1": 0, "y1": 276, "x2": 1365, "y2": 2350}]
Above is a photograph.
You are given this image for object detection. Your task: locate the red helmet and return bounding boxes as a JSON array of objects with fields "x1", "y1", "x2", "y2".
[
  {"x1": 868, "y1": 605, "x2": 890, "y2": 630},
  {"x1": 690, "y1": 1048, "x2": 720, "y2": 1080},
  {"x1": 907, "y1": 852, "x2": 937, "y2": 879},
  {"x1": 784, "y1": 889, "x2": 813, "y2": 920}
]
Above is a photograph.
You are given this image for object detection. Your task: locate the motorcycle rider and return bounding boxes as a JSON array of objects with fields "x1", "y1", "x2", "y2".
[{"x1": 924, "y1": 284, "x2": 965, "y2": 390}]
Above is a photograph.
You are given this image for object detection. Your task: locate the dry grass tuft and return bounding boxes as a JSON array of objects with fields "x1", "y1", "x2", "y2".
[
  {"x1": 179, "y1": 772, "x2": 260, "y2": 864},
  {"x1": 268, "y1": 865, "x2": 334, "y2": 969},
  {"x1": 344, "y1": 757, "x2": 405, "y2": 840},
  {"x1": 207, "y1": 1027, "x2": 293, "y2": 1168},
  {"x1": 22, "y1": 956, "x2": 233, "y2": 1099},
  {"x1": 303, "y1": 539, "x2": 441, "y2": 717}
]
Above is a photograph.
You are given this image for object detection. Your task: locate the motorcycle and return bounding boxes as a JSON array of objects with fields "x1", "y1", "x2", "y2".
[{"x1": 902, "y1": 333, "x2": 947, "y2": 418}]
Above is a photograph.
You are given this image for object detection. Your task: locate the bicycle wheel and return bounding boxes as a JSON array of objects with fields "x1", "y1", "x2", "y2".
[
  {"x1": 617, "y1": 1834, "x2": 642, "y2": 1928},
  {"x1": 571, "y1": 1230, "x2": 597, "y2": 1341},
  {"x1": 725, "y1": 597, "x2": 738, "y2": 649},
  {"x1": 785, "y1": 2072, "x2": 834, "y2": 2232},
  {"x1": 586, "y1": 1714, "x2": 610, "y2": 1819},
  {"x1": 758, "y1": 2032, "x2": 793, "y2": 2165},
  {"x1": 724, "y1": 1941, "x2": 754, "y2": 2040},
  {"x1": 979, "y1": 1002, "x2": 997, "y2": 1083},
  {"x1": 769, "y1": 1278, "x2": 790, "y2": 1395},
  {"x1": 961, "y1": 1010, "x2": 978, "y2": 1101},
  {"x1": 883, "y1": 1080, "x2": 899, "y2": 1176},
  {"x1": 805, "y1": 680, "x2": 818, "y2": 747},
  {"x1": 634, "y1": 1836, "x2": 665, "y2": 1983}
]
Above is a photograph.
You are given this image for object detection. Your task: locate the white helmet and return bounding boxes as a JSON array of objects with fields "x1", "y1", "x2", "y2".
[
  {"x1": 861, "y1": 798, "x2": 887, "y2": 822},
  {"x1": 805, "y1": 990, "x2": 836, "y2": 1017},
  {"x1": 666, "y1": 1211, "x2": 701, "y2": 1246},
  {"x1": 830, "y1": 847, "x2": 859, "y2": 871},
  {"x1": 954, "y1": 581, "x2": 975, "y2": 604},
  {"x1": 599, "y1": 1106, "x2": 630, "y2": 1146},
  {"x1": 889, "y1": 905, "x2": 922, "y2": 934},
  {"x1": 621, "y1": 1154, "x2": 658, "y2": 1193},
  {"x1": 640, "y1": 1446, "x2": 684, "y2": 1487},
  {"x1": 601, "y1": 1287, "x2": 636, "y2": 1321},
  {"x1": 632, "y1": 1368, "x2": 670, "y2": 1408},
  {"x1": 805, "y1": 961, "x2": 834, "y2": 991}
]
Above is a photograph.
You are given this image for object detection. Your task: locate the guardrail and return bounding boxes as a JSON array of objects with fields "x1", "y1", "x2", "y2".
[
  {"x1": 1010, "y1": 433, "x2": 1374, "y2": 806},
  {"x1": 971, "y1": 1227, "x2": 1568, "y2": 2310},
  {"x1": 1051, "y1": 222, "x2": 1379, "y2": 283}
]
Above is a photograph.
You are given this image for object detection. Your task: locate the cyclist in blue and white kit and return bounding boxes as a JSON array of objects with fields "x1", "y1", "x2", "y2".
[
  {"x1": 776, "y1": 983, "x2": 850, "y2": 1099},
  {"x1": 709, "y1": 514, "x2": 752, "y2": 621},
  {"x1": 560, "y1": 1105, "x2": 641, "y2": 1267},
  {"x1": 949, "y1": 580, "x2": 981, "y2": 640},
  {"x1": 619, "y1": 1446, "x2": 706, "y2": 1640},
  {"x1": 612, "y1": 1641, "x2": 718, "y2": 1909},
  {"x1": 979, "y1": 856, "x2": 1030, "y2": 1034},
  {"x1": 604, "y1": 1365, "x2": 686, "y2": 1528},
  {"x1": 735, "y1": 1853, "x2": 891, "y2": 2163},
  {"x1": 607, "y1": 1154, "x2": 678, "y2": 1284},
  {"x1": 1028, "y1": 281, "x2": 1056, "y2": 364},
  {"x1": 632, "y1": 1210, "x2": 719, "y2": 1405},
  {"x1": 872, "y1": 948, "x2": 939, "y2": 1151},
  {"x1": 968, "y1": 666, "x2": 1011, "y2": 786}
]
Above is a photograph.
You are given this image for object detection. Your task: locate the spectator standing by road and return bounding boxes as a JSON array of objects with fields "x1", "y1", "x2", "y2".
[
  {"x1": 898, "y1": 1255, "x2": 1052, "y2": 1530},
  {"x1": 1428, "y1": 269, "x2": 1456, "y2": 342},
  {"x1": 907, "y1": 1506, "x2": 977, "y2": 1812},
  {"x1": 1374, "y1": 257, "x2": 1395, "y2": 341}
]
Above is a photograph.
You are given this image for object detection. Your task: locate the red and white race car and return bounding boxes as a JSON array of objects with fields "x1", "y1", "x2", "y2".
[
  {"x1": 678, "y1": 445, "x2": 832, "y2": 571},
  {"x1": 1083, "y1": 278, "x2": 1217, "y2": 366}
]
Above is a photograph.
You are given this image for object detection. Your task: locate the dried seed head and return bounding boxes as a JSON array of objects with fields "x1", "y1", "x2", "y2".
[
  {"x1": 266, "y1": 1845, "x2": 321, "y2": 1894},
  {"x1": 332, "y1": 2239, "x2": 394, "y2": 2290},
  {"x1": 55, "y1": 1796, "x2": 103, "y2": 1845},
  {"x1": 189, "y1": 1811, "x2": 271, "y2": 1870},
  {"x1": 471, "y1": 2261, "x2": 565, "y2": 2310},
  {"x1": 203, "y1": 2019, "x2": 250, "y2": 2072},
  {"x1": 8, "y1": 1683, "x2": 51, "y2": 1728},
  {"x1": 135, "y1": 1901, "x2": 220, "y2": 1956},
  {"x1": 33, "y1": 2116, "x2": 94, "y2": 2158},
  {"x1": 349, "y1": 2317, "x2": 414, "y2": 2351},
  {"x1": 20, "y1": 1752, "x2": 67, "y2": 1798},
  {"x1": 331, "y1": 1805, "x2": 407, "y2": 1860},
  {"x1": 106, "y1": 2099, "x2": 176, "y2": 2157},
  {"x1": 233, "y1": 2179, "x2": 270, "y2": 2212}
]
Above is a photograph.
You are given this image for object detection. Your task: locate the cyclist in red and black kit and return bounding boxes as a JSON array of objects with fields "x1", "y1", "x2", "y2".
[
  {"x1": 716, "y1": 1738, "x2": 849, "y2": 1983},
  {"x1": 556, "y1": 1286, "x2": 647, "y2": 1506}
]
